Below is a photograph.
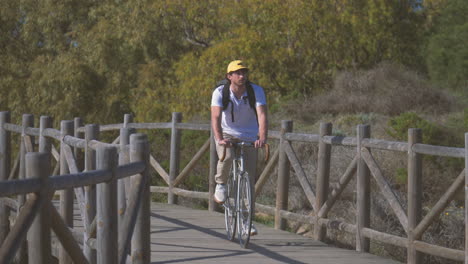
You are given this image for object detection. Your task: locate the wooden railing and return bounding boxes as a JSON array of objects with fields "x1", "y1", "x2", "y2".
[
  {"x1": 101, "y1": 112, "x2": 465, "y2": 264},
  {"x1": 0, "y1": 112, "x2": 151, "y2": 264},
  {"x1": 1, "y1": 111, "x2": 467, "y2": 264}
]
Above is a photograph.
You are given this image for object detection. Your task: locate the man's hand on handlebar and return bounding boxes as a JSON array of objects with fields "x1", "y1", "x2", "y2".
[
  {"x1": 217, "y1": 138, "x2": 232, "y2": 147},
  {"x1": 254, "y1": 139, "x2": 267, "y2": 148}
]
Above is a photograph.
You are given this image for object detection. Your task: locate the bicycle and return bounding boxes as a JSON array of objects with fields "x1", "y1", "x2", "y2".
[{"x1": 219, "y1": 141, "x2": 269, "y2": 248}]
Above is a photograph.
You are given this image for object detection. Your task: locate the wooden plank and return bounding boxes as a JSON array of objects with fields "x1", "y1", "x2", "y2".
[
  {"x1": 361, "y1": 148, "x2": 408, "y2": 234},
  {"x1": 255, "y1": 148, "x2": 279, "y2": 194},
  {"x1": 150, "y1": 154, "x2": 170, "y2": 185},
  {"x1": 0, "y1": 194, "x2": 42, "y2": 264},
  {"x1": 413, "y1": 240, "x2": 464, "y2": 262},
  {"x1": 23, "y1": 135, "x2": 34, "y2": 153},
  {"x1": 48, "y1": 202, "x2": 89, "y2": 264},
  {"x1": 283, "y1": 141, "x2": 317, "y2": 211},
  {"x1": 413, "y1": 143, "x2": 464, "y2": 158},
  {"x1": 318, "y1": 155, "x2": 358, "y2": 218},
  {"x1": 412, "y1": 171, "x2": 465, "y2": 239},
  {"x1": 150, "y1": 186, "x2": 210, "y2": 200},
  {"x1": 150, "y1": 203, "x2": 400, "y2": 264},
  {"x1": 8, "y1": 154, "x2": 19, "y2": 180},
  {"x1": 51, "y1": 145, "x2": 60, "y2": 161}
]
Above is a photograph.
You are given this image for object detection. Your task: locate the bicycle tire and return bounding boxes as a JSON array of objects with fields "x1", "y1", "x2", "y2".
[
  {"x1": 224, "y1": 166, "x2": 237, "y2": 241},
  {"x1": 237, "y1": 171, "x2": 252, "y2": 248}
]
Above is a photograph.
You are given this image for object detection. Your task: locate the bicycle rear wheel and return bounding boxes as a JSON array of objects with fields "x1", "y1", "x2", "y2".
[
  {"x1": 237, "y1": 171, "x2": 252, "y2": 248},
  {"x1": 224, "y1": 169, "x2": 237, "y2": 241}
]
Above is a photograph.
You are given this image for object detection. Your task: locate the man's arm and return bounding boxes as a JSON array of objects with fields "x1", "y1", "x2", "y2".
[
  {"x1": 211, "y1": 106, "x2": 230, "y2": 146},
  {"x1": 255, "y1": 105, "x2": 268, "y2": 148}
]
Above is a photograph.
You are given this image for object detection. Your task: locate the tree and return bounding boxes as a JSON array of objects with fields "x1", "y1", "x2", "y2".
[{"x1": 425, "y1": 0, "x2": 468, "y2": 92}]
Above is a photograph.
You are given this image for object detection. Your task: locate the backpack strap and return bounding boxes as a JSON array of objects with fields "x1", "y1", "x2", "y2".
[
  {"x1": 219, "y1": 80, "x2": 258, "y2": 124},
  {"x1": 221, "y1": 83, "x2": 235, "y2": 122},
  {"x1": 246, "y1": 82, "x2": 258, "y2": 124}
]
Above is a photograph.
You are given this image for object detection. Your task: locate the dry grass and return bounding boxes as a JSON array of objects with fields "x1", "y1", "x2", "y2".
[{"x1": 284, "y1": 62, "x2": 456, "y2": 122}]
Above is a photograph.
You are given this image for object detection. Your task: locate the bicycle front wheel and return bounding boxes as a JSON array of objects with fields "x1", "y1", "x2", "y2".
[
  {"x1": 237, "y1": 171, "x2": 252, "y2": 248},
  {"x1": 224, "y1": 169, "x2": 237, "y2": 241}
]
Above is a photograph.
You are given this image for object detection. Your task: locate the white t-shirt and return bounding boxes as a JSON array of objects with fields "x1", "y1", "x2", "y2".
[{"x1": 211, "y1": 83, "x2": 266, "y2": 142}]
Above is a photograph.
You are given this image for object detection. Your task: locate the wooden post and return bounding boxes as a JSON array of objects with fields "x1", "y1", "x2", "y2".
[
  {"x1": 169, "y1": 112, "x2": 182, "y2": 204},
  {"x1": 39, "y1": 116, "x2": 53, "y2": 153},
  {"x1": 26, "y1": 152, "x2": 51, "y2": 264},
  {"x1": 275, "y1": 120, "x2": 293, "y2": 230},
  {"x1": 119, "y1": 128, "x2": 134, "y2": 221},
  {"x1": 356, "y1": 124, "x2": 371, "y2": 252},
  {"x1": 74, "y1": 117, "x2": 84, "y2": 171},
  {"x1": 0, "y1": 111, "x2": 11, "y2": 243},
  {"x1": 17, "y1": 113, "x2": 34, "y2": 264},
  {"x1": 84, "y1": 124, "x2": 99, "y2": 264},
  {"x1": 19, "y1": 114, "x2": 34, "y2": 205},
  {"x1": 315, "y1": 122, "x2": 332, "y2": 241},
  {"x1": 124, "y1": 114, "x2": 133, "y2": 128},
  {"x1": 209, "y1": 127, "x2": 217, "y2": 212},
  {"x1": 123, "y1": 114, "x2": 134, "y2": 204},
  {"x1": 59, "y1": 120, "x2": 74, "y2": 264},
  {"x1": 97, "y1": 146, "x2": 118, "y2": 264},
  {"x1": 464, "y1": 133, "x2": 468, "y2": 264},
  {"x1": 130, "y1": 133, "x2": 150, "y2": 264},
  {"x1": 408, "y1": 128, "x2": 423, "y2": 264}
]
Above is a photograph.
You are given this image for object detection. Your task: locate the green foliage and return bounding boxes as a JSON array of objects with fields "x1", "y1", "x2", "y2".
[
  {"x1": 0, "y1": 0, "x2": 429, "y2": 123},
  {"x1": 386, "y1": 112, "x2": 445, "y2": 145},
  {"x1": 395, "y1": 167, "x2": 408, "y2": 185},
  {"x1": 425, "y1": 0, "x2": 468, "y2": 91}
]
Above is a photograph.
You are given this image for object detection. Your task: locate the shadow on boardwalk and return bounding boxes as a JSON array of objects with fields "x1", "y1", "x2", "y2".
[{"x1": 149, "y1": 203, "x2": 400, "y2": 264}]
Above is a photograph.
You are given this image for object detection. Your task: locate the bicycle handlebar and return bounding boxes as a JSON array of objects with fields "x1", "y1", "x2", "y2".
[{"x1": 219, "y1": 142, "x2": 270, "y2": 163}]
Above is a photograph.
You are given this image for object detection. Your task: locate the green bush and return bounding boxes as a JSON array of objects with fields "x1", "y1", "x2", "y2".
[
  {"x1": 425, "y1": 0, "x2": 468, "y2": 91},
  {"x1": 386, "y1": 112, "x2": 445, "y2": 145}
]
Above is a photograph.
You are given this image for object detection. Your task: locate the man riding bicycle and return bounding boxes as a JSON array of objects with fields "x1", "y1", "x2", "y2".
[{"x1": 211, "y1": 60, "x2": 268, "y2": 236}]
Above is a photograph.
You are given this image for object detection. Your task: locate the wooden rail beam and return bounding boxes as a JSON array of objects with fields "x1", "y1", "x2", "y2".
[
  {"x1": 255, "y1": 147, "x2": 279, "y2": 195},
  {"x1": 283, "y1": 140, "x2": 317, "y2": 211},
  {"x1": 361, "y1": 148, "x2": 408, "y2": 234},
  {"x1": 0, "y1": 193, "x2": 42, "y2": 264},
  {"x1": 317, "y1": 155, "x2": 358, "y2": 218},
  {"x1": 173, "y1": 138, "x2": 210, "y2": 187},
  {"x1": 150, "y1": 154, "x2": 170, "y2": 185}
]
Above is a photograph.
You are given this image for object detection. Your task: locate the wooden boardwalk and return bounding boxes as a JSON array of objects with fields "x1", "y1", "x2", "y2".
[{"x1": 149, "y1": 203, "x2": 401, "y2": 264}]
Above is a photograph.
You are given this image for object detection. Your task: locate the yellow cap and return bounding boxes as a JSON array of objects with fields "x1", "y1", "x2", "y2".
[{"x1": 227, "y1": 60, "x2": 249, "y2": 73}]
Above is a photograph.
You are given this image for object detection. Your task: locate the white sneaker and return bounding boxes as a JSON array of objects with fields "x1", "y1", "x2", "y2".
[
  {"x1": 250, "y1": 224, "x2": 258, "y2": 236},
  {"x1": 214, "y1": 184, "x2": 227, "y2": 204}
]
